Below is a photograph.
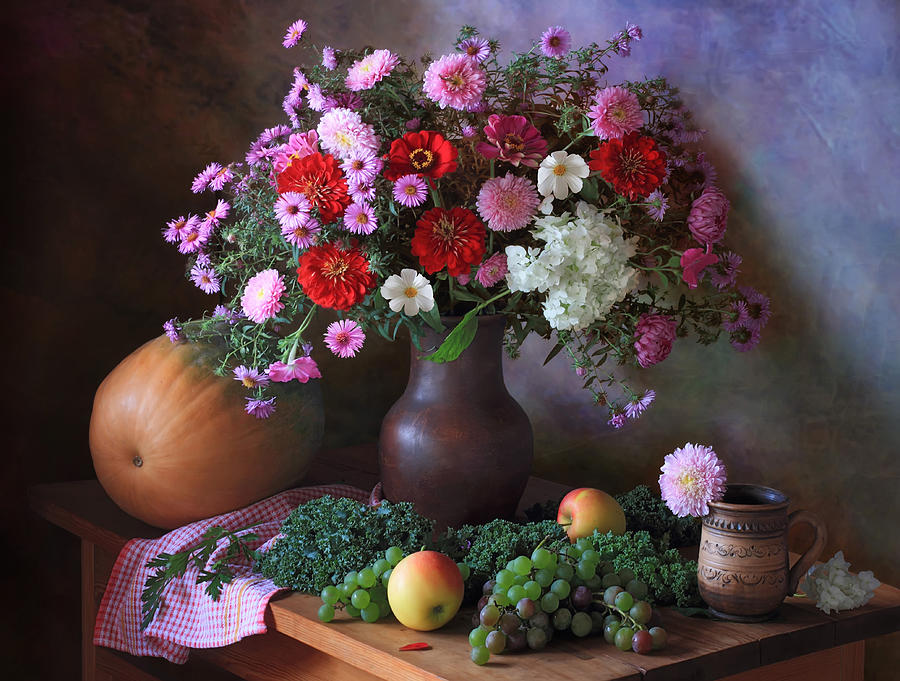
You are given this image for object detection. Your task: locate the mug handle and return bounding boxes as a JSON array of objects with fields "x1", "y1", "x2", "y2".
[{"x1": 787, "y1": 509, "x2": 828, "y2": 595}]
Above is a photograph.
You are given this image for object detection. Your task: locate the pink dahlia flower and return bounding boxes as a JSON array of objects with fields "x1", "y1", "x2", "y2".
[
  {"x1": 475, "y1": 253, "x2": 509, "y2": 288},
  {"x1": 659, "y1": 443, "x2": 727, "y2": 517},
  {"x1": 267, "y1": 356, "x2": 322, "y2": 383},
  {"x1": 687, "y1": 185, "x2": 730, "y2": 245},
  {"x1": 240, "y1": 269, "x2": 286, "y2": 324},
  {"x1": 345, "y1": 49, "x2": 400, "y2": 91},
  {"x1": 634, "y1": 314, "x2": 677, "y2": 368},
  {"x1": 324, "y1": 319, "x2": 366, "y2": 358},
  {"x1": 588, "y1": 86, "x2": 643, "y2": 140},
  {"x1": 273, "y1": 131, "x2": 320, "y2": 173},
  {"x1": 539, "y1": 26, "x2": 571, "y2": 58},
  {"x1": 681, "y1": 248, "x2": 719, "y2": 289},
  {"x1": 422, "y1": 53, "x2": 486, "y2": 110},
  {"x1": 316, "y1": 108, "x2": 379, "y2": 159},
  {"x1": 245, "y1": 396, "x2": 276, "y2": 419},
  {"x1": 476, "y1": 114, "x2": 548, "y2": 168},
  {"x1": 476, "y1": 173, "x2": 540, "y2": 232}
]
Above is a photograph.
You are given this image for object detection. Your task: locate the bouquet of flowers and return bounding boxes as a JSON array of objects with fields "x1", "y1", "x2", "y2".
[{"x1": 162, "y1": 18, "x2": 770, "y2": 424}]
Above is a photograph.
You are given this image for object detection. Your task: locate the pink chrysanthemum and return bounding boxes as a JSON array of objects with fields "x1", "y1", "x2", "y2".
[
  {"x1": 267, "y1": 356, "x2": 322, "y2": 383},
  {"x1": 324, "y1": 319, "x2": 366, "y2": 358},
  {"x1": 476, "y1": 114, "x2": 548, "y2": 168},
  {"x1": 422, "y1": 53, "x2": 487, "y2": 110},
  {"x1": 274, "y1": 192, "x2": 311, "y2": 230},
  {"x1": 201, "y1": 199, "x2": 230, "y2": 230},
  {"x1": 273, "y1": 131, "x2": 320, "y2": 173},
  {"x1": 245, "y1": 396, "x2": 276, "y2": 419},
  {"x1": 322, "y1": 46, "x2": 337, "y2": 70},
  {"x1": 281, "y1": 217, "x2": 320, "y2": 249},
  {"x1": 344, "y1": 202, "x2": 378, "y2": 235},
  {"x1": 240, "y1": 269, "x2": 286, "y2": 324},
  {"x1": 163, "y1": 214, "x2": 199, "y2": 243},
  {"x1": 588, "y1": 86, "x2": 643, "y2": 140},
  {"x1": 659, "y1": 443, "x2": 727, "y2": 517},
  {"x1": 341, "y1": 150, "x2": 383, "y2": 185},
  {"x1": 345, "y1": 49, "x2": 400, "y2": 91},
  {"x1": 475, "y1": 253, "x2": 508, "y2": 288},
  {"x1": 282, "y1": 19, "x2": 307, "y2": 48},
  {"x1": 539, "y1": 26, "x2": 571, "y2": 57},
  {"x1": 232, "y1": 365, "x2": 270, "y2": 389},
  {"x1": 687, "y1": 185, "x2": 730, "y2": 245},
  {"x1": 392, "y1": 174, "x2": 427, "y2": 207},
  {"x1": 476, "y1": 173, "x2": 540, "y2": 232},
  {"x1": 316, "y1": 108, "x2": 379, "y2": 159},
  {"x1": 625, "y1": 389, "x2": 656, "y2": 419},
  {"x1": 190, "y1": 264, "x2": 220, "y2": 294},
  {"x1": 163, "y1": 318, "x2": 182, "y2": 343},
  {"x1": 458, "y1": 36, "x2": 491, "y2": 62}
]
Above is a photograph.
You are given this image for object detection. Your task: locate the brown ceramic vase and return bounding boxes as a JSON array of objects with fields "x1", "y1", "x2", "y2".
[
  {"x1": 697, "y1": 484, "x2": 827, "y2": 622},
  {"x1": 378, "y1": 315, "x2": 534, "y2": 530}
]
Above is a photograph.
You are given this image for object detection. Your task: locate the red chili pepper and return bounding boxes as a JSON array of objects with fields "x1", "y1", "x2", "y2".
[{"x1": 398, "y1": 642, "x2": 431, "y2": 651}]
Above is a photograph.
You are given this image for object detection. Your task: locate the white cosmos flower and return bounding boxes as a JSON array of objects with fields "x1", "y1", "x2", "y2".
[
  {"x1": 380, "y1": 269, "x2": 435, "y2": 316},
  {"x1": 537, "y1": 151, "x2": 590, "y2": 199}
]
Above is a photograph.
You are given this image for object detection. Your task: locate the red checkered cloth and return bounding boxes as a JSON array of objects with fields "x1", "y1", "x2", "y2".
[{"x1": 93, "y1": 484, "x2": 369, "y2": 663}]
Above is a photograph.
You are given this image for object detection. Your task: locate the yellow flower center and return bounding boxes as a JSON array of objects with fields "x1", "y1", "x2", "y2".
[
  {"x1": 241, "y1": 376, "x2": 256, "y2": 388},
  {"x1": 444, "y1": 73, "x2": 466, "y2": 89},
  {"x1": 334, "y1": 131, "x2": 353, "y2": 148},
  {"x1": 356, "y1": 212, "x2": 369, "y2": 224},
  {"x1": 256, "y1": 286, "x2": 268, "y2": 299},
  {"x1": 404, "y1": 184, "x2": 419, "y2": 195},
  {"x1": 404, "y1": 286, "x2": 419, "y2": 298},
  {"x1": 409, "y1": 148, "x2": 434, "y2": 170},
  {"x1": 553, "y1": 163, "x2": 568, "y2": 176}
]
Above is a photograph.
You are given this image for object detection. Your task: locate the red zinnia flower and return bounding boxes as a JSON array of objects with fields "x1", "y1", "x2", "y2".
[
  {"x1": 411, "y1": 206, "x2": 486, "y2": 276},
  {"x1": 296, "y1": 242, "x2": 376, "y2": 310},
  {"x1": 588, "y1": 132, "x2": 667, "y2": 201},
  {"x1": 383, "y1": 131, "x2": 458, "y2": 182},
  {"x1": 277, "y1": 152, "x2": 351, "y2": 224}
]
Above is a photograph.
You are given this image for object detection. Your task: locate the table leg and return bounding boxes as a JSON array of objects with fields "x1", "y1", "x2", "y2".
[{"x1": 81, "y1": 540, "x2": 97, "y2": 681}]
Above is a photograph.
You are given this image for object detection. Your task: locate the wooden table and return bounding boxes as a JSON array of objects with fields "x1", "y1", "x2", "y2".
[{"x1": 29, "y1": 444, "x2": 900, "y2": 681}]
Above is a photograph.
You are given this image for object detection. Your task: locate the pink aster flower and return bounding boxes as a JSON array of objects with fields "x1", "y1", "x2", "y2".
[
  {"x1": 730, "y1": 326, "x2": 762, "y2": 352},
  {"x1": 163, "y1": 318, "x2": 182, "y2": 343},
  {"x1": 625, "y1": 389, "x2": 656, "y2": 419},
  {"x1": 274, "y1": 192, "x2": 311, "y2": 230},
  {"x1": 324, "y1": 319, "x2": 366, "y2": 358},
  {"x1": 282, "y1": 19, "x2": 307, "y2": 48},
  {"x1": 177, "y1": 223, "x2": 210, "y2": 254},
  {"x1": 345, "y1": 49, "x2": 400, "y2": 91},
  {"x1": 607, "y1": 412, "x2": 627, "y2": 429},
  {"x1": 687, "y1": 185, "x2": 730, "y2": 245},
  {"x1": 659, "y1": 443, "x2": 727, "y2": 517},
  {"x1": 588, "y1": 86, "x2": 643, "y2": 140},
  {"x1": 267, "y1": 356, "x2": 322, "y2": 383},
  {"x1": 190, "y1": 264, "x2": 220, "y2": 294},
  {"x1": 240, "y1": 269, "x2": 286, "y2": 324},
  {"x1": 232, "y1": 365, "x2": 270, "y2": 389},
  {"x1": 476, "y1": 173, "x2": 541, "y2": 232},
  {"x1": 634, "y1": 314, "x2": 677, "y2": 368},
  {"x1": 475, "y1": 253, "x2": 509, "y2": 288},
  {"x1": 710, "y1": 251, "x2": 742, "y2": 290},
  {"x1": 348, "y1": 180, "x2": 375, "y2": 204},
  {"x1": 201, "y1": 199, "x2": 230, "y2": 230},
  {"x1": 461, "y1": 124, "x2": 477, "y2": 138},
  {"x1": 306, "y1": 84, "x2": 327, "y2": 112},
  {"x1": 458, "y1": 36, "x2": 491, "y2": 62},
  {"x1": 392, "y1": 174, "x2": 427, "y2": 207},
  {"x1": 341, "y1": 150, "x2": 383, "y2": 185},
  {"x1": 738, "y1": 286, "x2": 772, "y2": 331},
  {"x1": 476, "y1": 114, "x2": 548, "y2": 168},
  {"x1": 626, "y1": 22, "x2": 643, "y2": 41},
  {"x1": 405, "y1": 117, "x2": 421, "y2": 131},
  {"x1": 281, "y1": 217, "x2": 320, "y2": 249},
  {"x1": 191, "y1": 162, "x2": 220, "y2": 193},
  {"x1": 316, "y1": 108, "x2": 379, "y2": 159},
  {"x1": 681, "y1": 248, "x2": 718, "y2": 289},
  {"x1": 245, "y1": 396, "x2": 276, "y2": 419},
  {"x1": 322, "y1": 46, "x2": 337, "y2": 70},
  {"x1": 344, "y1": 202, "x2": 378, "y2": 235},
  {"x1": 644, "y1": 189, "x2": 669, "y2": 221},
  {"x1": 163, "y1": 214, "x2": 199, "y2": 243},
  {"x1": 259, "y1": 125, "x2": 292, "y2": 145},
  {"x1": 324, "y1": 92, "x2": 363, "y2": 112},
  {"x1": 722, "y1": 300, "x2": 750, "y2": 332},
  {"x1": 208, "y1": 164, "x2": 234, "y2": 191},
  {"x1": 273, "y1": 131, "x2": 320, "y2": 173},
  {"x1": 422, "y1": 53, "x2": 487, "y2": 110},
  {"x1": 539, "y1": 26, "x2": 571, "y2": 57}
]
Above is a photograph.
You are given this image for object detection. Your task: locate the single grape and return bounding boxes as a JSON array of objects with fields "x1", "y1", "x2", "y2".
[
  {"x1": 380, "y1": 568, "x2": 392, "y2": 587},
  {"x1": 360, "y1": 603, "x2": 380, "y2": 623},
  {"x1": 507, "y1": 584, "x2": 527, "y2": 604},
  {"x1": 550, "y1": 579, "x2": 571, "y2": 599},
  {"x1": 617, "y1": 567, "x2": 636, "y2": 584},
  {"x1": 581, "y1": 549, "x2": 600, "y2": 564},
  {"x1": 531, "y1": 547, "x2": 555, "y2": 570},
  {"x1": 345, "y1": 604, "x2": 361, "y2": 617},
  {"x1": 614, "y1": 591, "x2": 634, "y2": 612},
  {"x1": 495, "y1": 568, "x2": 515, "y2": 587},
  {"x1": 357, "y1": 568, "x2": 376, "y2": 589},
  {"x1": 499, "y1": 612, "x2": 521, "y2": 635},
  {"x1": 338, "y1": 583, "x2": 355, "y2": 599},
  {"x1": 512, "y1": 574, "x2": 528, "y2": 586},
  {"x1": 457, "y1": 562, "x2": 471, "y2": 581},
  {"x1": 575, "y1": 537, "x2": 593, "y2": 552},
  {"x1": 601, "y1": 572, "x2": 622, "y2": 588},
  {"x1": 599, "y1": 560, "x2": 616, "y2": 575},
  {"x1": 561, "y1": 545, "x2": 582, "y2": 561},
  {"x1": 507, "y1": 628, "x2": 527, "y2": 652},
  {"x1": 526, "y1": 627, "x2": 548, "y2": 650},
  {"x1": 351, "y1": 589, "x2": 371, "y2": 609},
  {"x1": 320, "y1": 586, "x2": 340, "y2": 605},
  {"x1": 603, "y1": 585, "x2": 624, "y2": 605},
  {"x1": 632, "y1": 629, "x2": 653, "y2": 654},
  {"x1": 590, "y1": 610, "x2": 607, "y2": 633},
  {"x1": 630, "y1": 601, "x2": 652, "y2": 625},
  {"x1": 540, "y1": 592, "x2": 560, "y2": 613},
  {"x1": 585, "y1": 574, "x2": 604, "y2": 591},
  {"x1": 489, "y1": 592, "x2": 511, "y2": 607},
  {"x1": 523, "y1": 580, "x2": 542, "y2": 601},
  {"x1": 603, "y1": 620, "x2": 621, "y2": 644},
  {"x1": 512, "y1": 555, "x2": 533, "y2": 576},
  {"x1": 372, "y1": 558, "x2": 391, "y2": 577},
  {"x1": 343, "y1": 571, "x2": 359, "y2": 585},
  {"x1": 615, "y1": 626, "x2": 636, "y2": 652},
  {"x1": 626, "y1": 579, "x2": 648, "y2": 601},
  {"x1": 482, "y1": 579, "x2": 497, "y2": 594},
  {"x1": 571, "y1": 585, "x2": 592, "y2": 610},
  {"x1": 534, "y1": 568, "x2": 555, "y2": 587},
  {"x1": 476, "y1": 594, "x2": 490, "y2": 611},
  {"x1": 555, "y1": 562, "x2": 575, "y2": 581},
  {"x1": 485, "y1": 630, "x2": 507, "y2": 654},
  {"x1": 529, "y1": 611, "x2": 550, "y2": 629},
  {"x1": 571, "y1": 611, "x2": 592, "y2": 637},
  {"x1": 385, "y1": 546, "x2": 403, "y2": 566},
  {"x1": 516, "y1": 598, "x2": 536, "y2": 619},
  {"x1": 480, "y1": 604, "x2": 501, "y2": 627},
  {"x1": 469, "y1": 626, "x2": 489, "y2": 647},
  {"x1": 553, "y1": 607, "x2": 573, "y2": 630},
  {"x1": 649, "y1": 626, "x2": 668, "y2": 650},
  {"x1": 470, "y1": 646, "x2": 490, "y2": 665},
  {"x1": 493, "y1": 582, "x2": 506, "y2": 595},
  {"x1": 576, "y1": 560, "x2": 597, "y2": 580},
  {"x1": 317, "y1": 603, "x2": 335, "y2": 622}
]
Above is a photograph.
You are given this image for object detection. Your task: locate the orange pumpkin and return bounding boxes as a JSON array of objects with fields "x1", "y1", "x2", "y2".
[{"x1": 89, "y1": 335, "x2": 324, "y2": 528}]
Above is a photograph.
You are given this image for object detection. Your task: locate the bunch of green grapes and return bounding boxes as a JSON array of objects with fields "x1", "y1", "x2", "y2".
[
  {"x1": 317, "y1": 546, "x2": 406, "y2": 624},
  {"x1": 467, "y1": 537, "x2": 668, "y2": 665}
]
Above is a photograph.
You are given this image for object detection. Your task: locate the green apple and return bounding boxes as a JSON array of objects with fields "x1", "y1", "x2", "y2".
[
  {"x1": 387, "y1": 550, "x2": 464, "y2": 631},
  {"x1": 557, "y1": 487, "x2": 626, "y2": 541}
]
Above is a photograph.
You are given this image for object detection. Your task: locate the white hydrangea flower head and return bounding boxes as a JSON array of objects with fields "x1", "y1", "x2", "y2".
[
  {"x1": 504, "y1": 201, "x2": 639, "y2": 331},
  {"x1": 800, "y1": 551, "x2": 880, "y2": 614}
]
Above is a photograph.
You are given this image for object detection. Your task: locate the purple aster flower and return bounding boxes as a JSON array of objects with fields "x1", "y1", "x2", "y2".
[
  {"x1": 324, "y1": 91, "x2": 364, "y2": 112},
  {"x1": 245, "y1": 396, "x2": 277, "y2": 419},
  {"x1": 233, "y1": 365, "x2": 270, "y2": 389},
  {"x1": 163, "y1": 214, "x2": 198, "y2": 243},
  {"x1": 614, "y1": 31, "x2": 631, "y2": 57},
  {"x1": 730, "y1": 326, "x2": 761, "y2": 352},
  {"x1": 644, "y1": 189, "x2": 669, "y2": 222},
  {"x1": 163, "y1": 318, "x2": 182, "y2": 343},
  {"x1": 461, "y1": 124, "x2": 477, "y2": 138},
  {"x1": 738, "y1": 286, "x2": 771, "y2": 331},
  {"x1": 306, "y1": 84, "x2": 327, "y2": 112},
  {"x1": 405, "y1": 117, "x2": 421, "y2": 131},
  {"x1": 281, "y1": 216, "x2": 320, "y2": 249},
  {"x1": 190, "y1": 264, "x2": 220, "y2": 294},
  {"x1": 207, "y1": 164, "x2": 234, "y2": 191},
  {"x1": 625, "y1": 389, "x2": 656, "y2": 419},
  {"x1": 322, "y1": 46, "x2": 337, "y2": 70},
  {"x1": 458, "y1": 36, "x2": 491, "y2": 62},
  {"x1": 344, "y1": 202, "x2": 378, "y2": 235},
  {"x1": 282, "y1": 19, "x2": 307, "y2": 48},
  {"x1": 213, "y1": 305, "x2": 239, "y2": 323},
  {"x1": 324, "y1": 319, "x2": 366, "y2": 358},
  {"x1": 201, "y1": 199, "x2": 230, "y2": 230},
  {"x1": 348, "y1": 180, "x2": 376, "y2": 203},
  {"x1": 710, "y1": 252, "x2": 742, "y2": 290},
  {"x1": 722, "y1": 300, "x2": 750, "y2": 332},
  {"x1": 341, "y1": 150, "x2": 383, "y2": 185},
  {"x1": 191, "y1": 163, "x2": 219, "y2": 193},
  {"x1": 393, "y1": 174, "x2": 427, "y2": 207},
  {"x1": 574, "y1": 365, "x2": 588, "y2": 377},
  {"x1": 177, "y1": 223, "x2": 210, "y2": 254},
  {"x1": 195, "y1": 252, "x2": 212, "y2": 267},
  {"x1": 626, "y1": 22, "x2": 643, "y2": 41},
  {"x1": 259, "y1": 125, "x2": 291, "y2": 145},
  {"x1": 539, "y1": 26, "x2": 571, "y2": 57},
  {"x1": 274, "y1": 191, "x2": 311, "y2": 230},
  {"x1": 607, "y1": 412, "x2": 627, "y2": 429}
]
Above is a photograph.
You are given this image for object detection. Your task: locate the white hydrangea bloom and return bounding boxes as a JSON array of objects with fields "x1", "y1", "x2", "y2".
[
  {"x1": 504, "y1": 201, "x2": 638, "y2": 331},
  {"x1": 800, "y1": 551, "x2": 880, "y2": 614}
]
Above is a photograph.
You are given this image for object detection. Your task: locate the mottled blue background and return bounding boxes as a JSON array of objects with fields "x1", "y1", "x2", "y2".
[{"x1": 4, "y1": 0, "x2": 898, "y2": 678}]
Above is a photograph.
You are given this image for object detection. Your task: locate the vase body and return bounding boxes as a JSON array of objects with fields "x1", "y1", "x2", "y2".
[
  {"x1": 697, "y1": 484, "x2": 826, "y2": 622},
  {"x1": 378, "y1": 315, "x2": 534, "y2": 530}
]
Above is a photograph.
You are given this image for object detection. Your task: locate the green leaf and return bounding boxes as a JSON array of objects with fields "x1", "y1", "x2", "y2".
[
  {"x1": 417, "y1": 304, "x2": 445, "y2": 334},
  {"x1": 422, "y1": 311, "x2": 478, "y2": 363},
  {"x1": 580, "y1": 176, "x2": 599, "y2": 203},
  {"x1": 665, "y1": 255, "x2": 681, "y2": 269},
  {"x1": 542, "y1": 341, "x2": 565, "y2": 366}
]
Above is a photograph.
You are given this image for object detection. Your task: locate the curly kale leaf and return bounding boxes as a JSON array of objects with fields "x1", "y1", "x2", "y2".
[{"x1": 616, "y1": 485, "x2": 701, "y2": 548}]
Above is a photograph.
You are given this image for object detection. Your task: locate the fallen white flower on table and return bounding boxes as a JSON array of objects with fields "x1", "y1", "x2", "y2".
[{"x1": 800, "y1": 551, "x2": 880, "y2": 614}]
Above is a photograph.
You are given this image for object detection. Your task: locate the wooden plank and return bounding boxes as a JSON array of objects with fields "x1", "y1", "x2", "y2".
[
  {"x1": 83, "y1": 540, "x2": 97, "y2": 681},
  {"x1": 784, "y1": 582, "x2": 900, "y2": 645},
  {"x1": 716, "y1": 644, "x2": 844, "y2": 681},
  {"x1": 95, "y1": 647, "x2": 244, "y2": 681},
  {"x1": 840, "y1": 640, "x2": 864, "y2": 681}
]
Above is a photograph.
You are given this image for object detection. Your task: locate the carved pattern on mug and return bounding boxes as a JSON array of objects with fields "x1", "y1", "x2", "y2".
[
  {"x1": 702, "y1": 515, "x2": 788, "y2": 533},
  {"x1": 700, "y1": 540, "x2": 784, "y2": 559},
  {"x1": 699, "y1": 566, "x2": 786, "y2": 586}
]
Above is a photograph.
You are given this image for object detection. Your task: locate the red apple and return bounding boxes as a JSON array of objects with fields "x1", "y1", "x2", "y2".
[
  {"x1": 387, "y1": 550, "x2": 464, "y2": 631},
  {"x1": 557, "y1": 487, "x2": 626, "y2": 541}
]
